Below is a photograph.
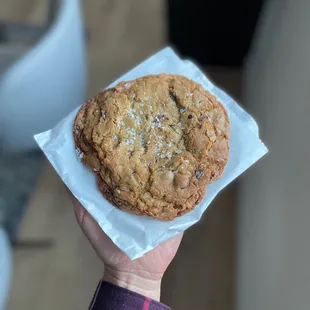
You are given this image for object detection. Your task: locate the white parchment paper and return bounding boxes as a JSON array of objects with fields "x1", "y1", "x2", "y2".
[{"x1": 34, "y1": 48, "x2": 268, "y2": 259}]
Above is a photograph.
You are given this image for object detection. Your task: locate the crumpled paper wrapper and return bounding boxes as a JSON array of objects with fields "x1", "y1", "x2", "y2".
[{"x1": 34, "y1": 48, "x2": 268, "y2": 259}]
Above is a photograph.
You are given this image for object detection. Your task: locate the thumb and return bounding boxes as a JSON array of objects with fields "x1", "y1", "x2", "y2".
[
  {"x1": 72, "y1": 197, "x2": 101, "y2": 242},
  {"x1": 71, "y1": 197, "x2": 114, "y2": 261},
  {"x1": 72, "y1": 197, "x2": 86, "y2": 225}
]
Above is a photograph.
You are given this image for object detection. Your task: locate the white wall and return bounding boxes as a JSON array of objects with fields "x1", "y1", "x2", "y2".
[{"x1": 238, "y1": 0, "x2": 310, "y2": 309}]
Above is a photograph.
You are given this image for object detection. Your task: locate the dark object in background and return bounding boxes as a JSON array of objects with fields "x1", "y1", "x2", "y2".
[
  {"x1": 0, "y1": 152, "x2": 43, "y2": 241},
  {"x1": 168, "y1": 0, "x2": 264, "y2": 67}
]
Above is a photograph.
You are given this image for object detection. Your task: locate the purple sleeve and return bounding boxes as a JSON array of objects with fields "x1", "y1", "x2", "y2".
[{"x1": 89, "y1": 280, "x2": 170, "y2": 310}]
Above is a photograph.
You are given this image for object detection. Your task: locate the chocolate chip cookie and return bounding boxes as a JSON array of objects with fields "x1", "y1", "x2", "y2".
[{"x1": 73, "y1": 74, "x2": 230, "y2": 220}]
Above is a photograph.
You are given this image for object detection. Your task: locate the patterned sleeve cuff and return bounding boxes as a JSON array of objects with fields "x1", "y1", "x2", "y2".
[{"x1": 89, "y1": 280, "x2": 170, "y2": 310}]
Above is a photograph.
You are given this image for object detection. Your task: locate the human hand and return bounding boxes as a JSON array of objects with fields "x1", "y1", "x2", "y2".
[{"x1": 72, "y1": 197, "x2": 183, "y2": 301}]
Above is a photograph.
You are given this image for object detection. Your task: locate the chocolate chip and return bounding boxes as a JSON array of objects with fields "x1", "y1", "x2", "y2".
[
  {"x1": 152, "y1": 115, "x2": 165, "y2": 127},
  {"x1": 188, "y1": 114, "x2": 193, "y2": 119},
  {"x1": 101, "y1": 111, "x2": 107, "y2": 120},
  {"x1": 169, "y1": 90, "x2": 177, "y2": 103},
  {"x1": 195, "y1": 168, "x2": 204, "y2": 179}
]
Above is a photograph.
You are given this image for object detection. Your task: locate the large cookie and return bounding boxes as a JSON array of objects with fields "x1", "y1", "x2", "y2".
[{"x1": 73, "y1": 74, "x2": 230, "y2": 220}]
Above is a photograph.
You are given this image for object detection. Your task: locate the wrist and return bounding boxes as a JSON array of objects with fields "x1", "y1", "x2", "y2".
[{"x1": 103, "y1": 266, "x2": 161, "y2": 301}]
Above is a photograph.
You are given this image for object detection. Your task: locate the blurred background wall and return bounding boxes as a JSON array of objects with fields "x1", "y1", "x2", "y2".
[{"x1": 238, "y1": 0, "x2": 310, "y2": 309}]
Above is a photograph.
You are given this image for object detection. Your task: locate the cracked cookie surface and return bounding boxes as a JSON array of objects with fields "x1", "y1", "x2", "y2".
[{"x1": 73, "y1": 74, "x2": 230, "y2": 220}]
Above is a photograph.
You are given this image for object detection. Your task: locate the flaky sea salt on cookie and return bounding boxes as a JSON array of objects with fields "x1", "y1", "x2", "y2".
[{"x1": 73, "y1": 74, "x2": 230, "y2": 220}]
